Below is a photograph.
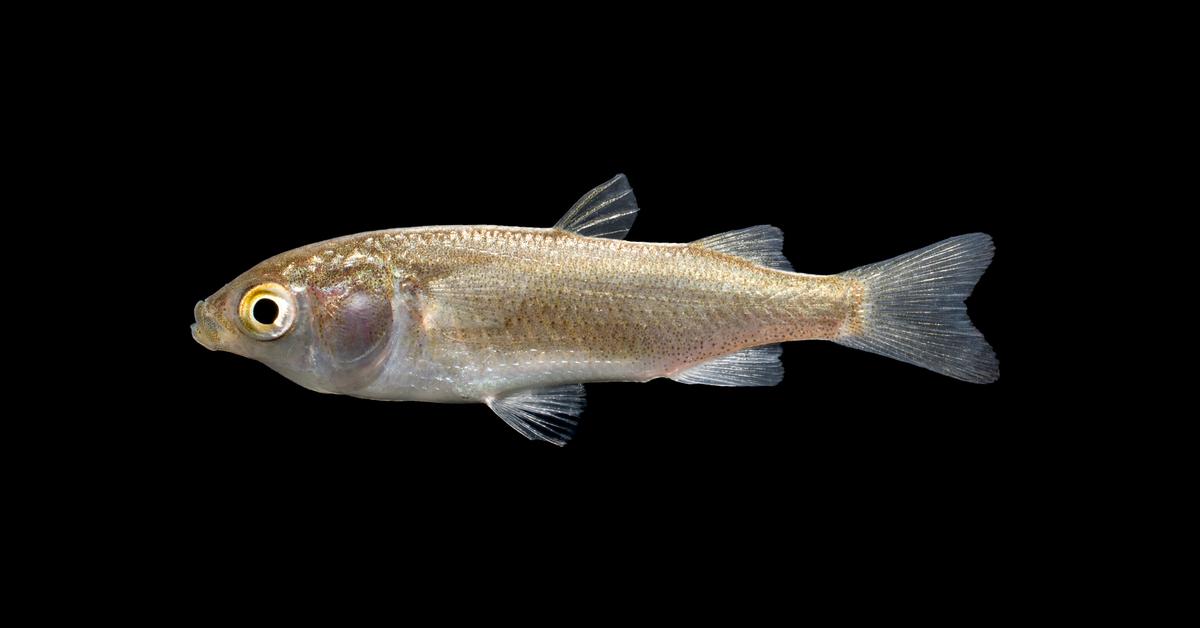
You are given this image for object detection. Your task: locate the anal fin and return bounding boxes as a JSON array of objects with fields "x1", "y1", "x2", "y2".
[
  {"x1": 487, "y1": 385, "x2": 587, "y2": 446},
  {"x1": 669, "y1": 344, "x2": 784, "y2": 387}
]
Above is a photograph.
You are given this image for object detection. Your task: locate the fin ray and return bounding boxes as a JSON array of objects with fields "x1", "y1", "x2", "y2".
[
  {"x1": 487, "y1": 385, "x2": 586, "y2": 446},
  {"x1": 554, "y1": 174, "x2": 639, "y2": 240},
  {"x1": 835, "y1": 233, "x2": 998, "y2": 383},
  {"x1": 669, "y1": 344, "x2": 784, "y2": 387},
  {"x1": 692, "y1": 225, "x2": 794, "y2": 271}
]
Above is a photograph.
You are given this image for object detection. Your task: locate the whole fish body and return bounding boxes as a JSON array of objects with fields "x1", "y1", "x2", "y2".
[{"x1": 193, "y1": 175, "x2": 997, "y2": 444}]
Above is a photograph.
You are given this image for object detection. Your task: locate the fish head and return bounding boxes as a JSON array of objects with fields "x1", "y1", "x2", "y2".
[{"x1": 193, "y1": 248, "x2": 398, "y2": 394}]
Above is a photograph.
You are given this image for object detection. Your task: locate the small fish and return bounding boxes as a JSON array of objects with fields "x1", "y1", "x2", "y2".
[{"x1": 193, "y1": 175, "x2": 997, "y2": 444}]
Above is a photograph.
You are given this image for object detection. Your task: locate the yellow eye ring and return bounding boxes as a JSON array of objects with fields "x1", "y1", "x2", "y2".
[{"x1": 238, "y1": 282, "x2": 296, "y2": 340}]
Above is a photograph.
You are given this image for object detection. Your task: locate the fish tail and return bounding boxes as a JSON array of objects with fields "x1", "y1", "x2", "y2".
[{"x1": 835, "y1": 233, "x2": 998, "y2": 383}]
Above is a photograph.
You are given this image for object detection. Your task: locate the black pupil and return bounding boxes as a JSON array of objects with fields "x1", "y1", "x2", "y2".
[{"x1": 253, "y1": 298, "x2": 279, "y2": 325}]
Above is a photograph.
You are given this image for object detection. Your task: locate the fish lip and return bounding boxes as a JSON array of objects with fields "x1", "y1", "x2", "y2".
[
  {"x1": 190, "y1": 321, "x2": 215, "y2": 350},
  {"x1": 192, "y1": 300, "x2": 220, "y2": 351}
]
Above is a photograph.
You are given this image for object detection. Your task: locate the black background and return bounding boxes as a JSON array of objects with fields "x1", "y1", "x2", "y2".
[
  {"x1": 166, "y1": 141, "x2": 1010, "y2": 450},
  {"x1": 80, "y1": 21, "x2": 1046, "y2": 604},
  {"x1": 156, "y1": 110, "x2": 1017, "y2": 534},
  {"x1": 176, "y1": 162, "x2": 1008, "y2": 450}
]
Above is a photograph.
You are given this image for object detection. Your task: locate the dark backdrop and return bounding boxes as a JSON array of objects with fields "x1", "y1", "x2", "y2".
[
  {"x1": 160, "y1": 100, "x2": 1012, "y2": 446},
  {"x1": 154, "y1": 115, "x2": 1017, "y2": 510},
  {"x1": 109, "y1": 42, "x2": 1035, "y2": 593}
]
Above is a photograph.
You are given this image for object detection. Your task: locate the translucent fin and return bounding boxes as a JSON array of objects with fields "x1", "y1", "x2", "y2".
[
  {"x1": 669, "y1": 344, "x2": 784, "y2": 387},
  {"x1": 691, "y1": 225, "x2": 794, "y2": 271},
  {"x1": 836, "y1": 233, "x2": 998, "y2": 384},
  {"x1": 554, "y1": 174, "x2": 639, "y2": 239},
  {"x1": 487, "y1": 385, "x2": 586, "y2": 446}
]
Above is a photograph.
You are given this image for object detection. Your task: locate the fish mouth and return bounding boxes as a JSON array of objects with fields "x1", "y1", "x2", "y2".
[{"x1": 192, "y1": 300, "x2": 225, "y2": 351}]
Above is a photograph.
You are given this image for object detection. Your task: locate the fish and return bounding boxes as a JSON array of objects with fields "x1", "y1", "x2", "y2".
[{"x1": 192, "y1": 174, "x2": 998, "y2": 445}]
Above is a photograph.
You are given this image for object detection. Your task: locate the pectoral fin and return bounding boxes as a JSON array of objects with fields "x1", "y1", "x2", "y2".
[{"x1": 487, "y1": 385, "x2": 587, "y2": 446}]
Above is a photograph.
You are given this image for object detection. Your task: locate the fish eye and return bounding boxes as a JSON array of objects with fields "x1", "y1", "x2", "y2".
[
  {"x1": 238, "y1": 282, "x2": 296, "y2": 340},
  {"x1": 253, "y1": 299, "x2": 279, "y2": 324}
]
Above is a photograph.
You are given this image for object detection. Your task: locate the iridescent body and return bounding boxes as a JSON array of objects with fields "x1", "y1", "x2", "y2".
[{"x1": 194, "y1": 175, "x2": 997, "y2": 444}]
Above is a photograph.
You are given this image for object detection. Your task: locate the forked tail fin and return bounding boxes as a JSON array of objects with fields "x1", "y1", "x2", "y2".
[{"x1": 836, "y1": 233, "x2": 998, "y2": 383}]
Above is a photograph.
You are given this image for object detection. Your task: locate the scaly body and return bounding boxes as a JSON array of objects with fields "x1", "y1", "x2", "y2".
[
  {"x1": 193, "y1": 175, "x2": 997, "y2": 445},
  {"x1": 272, "y1": 226, "x2": 857, "y2": 402}
]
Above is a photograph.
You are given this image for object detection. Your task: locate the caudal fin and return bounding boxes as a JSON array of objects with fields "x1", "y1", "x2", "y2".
[{"x1": 836, "y1": 233, "x2": 998, "y2": 383}]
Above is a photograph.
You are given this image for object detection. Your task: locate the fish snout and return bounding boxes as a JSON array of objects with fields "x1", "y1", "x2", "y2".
[{"x1": 191, "y1": 300, "x2": 228, "y2": 351}]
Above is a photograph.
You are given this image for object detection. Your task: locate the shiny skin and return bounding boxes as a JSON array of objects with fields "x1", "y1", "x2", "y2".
[{"x1": 192, "y1": 226, "x2": 861, "y2": 402}]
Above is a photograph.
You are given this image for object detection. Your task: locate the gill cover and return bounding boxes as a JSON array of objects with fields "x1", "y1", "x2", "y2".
[{"x1": 308, "y1": 264, "x2": 395, "y2": 391}]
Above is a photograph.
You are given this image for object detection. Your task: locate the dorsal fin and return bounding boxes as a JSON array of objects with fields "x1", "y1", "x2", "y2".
[
  {"x1": 691, "y1": 225, "x2": 794, "y2": 271},
  {"x1": 554, "y1": 174, "x2": 639, "y2": 239}
]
